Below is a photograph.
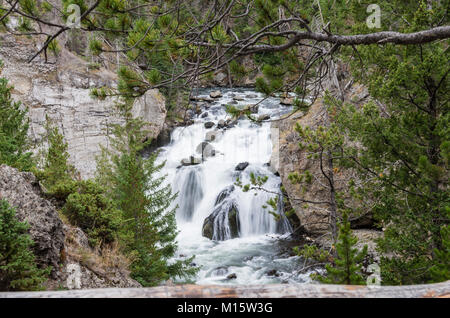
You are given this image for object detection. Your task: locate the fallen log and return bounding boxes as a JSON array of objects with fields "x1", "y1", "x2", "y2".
[{"x1": 1, "y1": 281, "x2": 449, "y2": 298}]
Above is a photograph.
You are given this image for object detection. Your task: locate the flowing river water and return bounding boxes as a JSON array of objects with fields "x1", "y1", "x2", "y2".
[{"x1": 156, "y1": 88, "x2": 313, "y2": 285}]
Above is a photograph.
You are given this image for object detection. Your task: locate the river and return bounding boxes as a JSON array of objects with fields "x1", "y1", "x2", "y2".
[{"x1": 156, "y1": 88, "x2": 313, "y2": 285}]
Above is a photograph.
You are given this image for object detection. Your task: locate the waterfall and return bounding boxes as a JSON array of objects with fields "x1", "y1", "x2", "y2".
[
  {"x1": 175, "y1": 167, "x2": 204, "y2": 221},
  {"x1": 156, "y1": 88, "x2": 310, "y2": 285}
]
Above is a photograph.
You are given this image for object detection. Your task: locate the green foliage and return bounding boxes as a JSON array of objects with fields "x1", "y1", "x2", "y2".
[
  {"x1": 0, "y1": 77, "x2": 34, "y2": 171},
  {"x1": 318, "y1": 212, "x2": 368, "y2": 285},
  {"x1": 333, "y1": 1, "x2": 449, "y2": 285},
  {"x1": 430, "y1": 211, "x2": 450, "y2": 282},
  {"x1": 97, "y1": 100, "x2": 198, "y2": 286},
  {"x1": 294, "y1": 244, "x2": 331, "y2": 263},
  {"x1": 63, "y1": 180, "x2": 121, "y2": 247},
  {"x1": 37, "y1": 117, "x2": 76, "y2": 193},
  {"x1": 0, "y1": 199, "x2": 50, "y2": 291}
]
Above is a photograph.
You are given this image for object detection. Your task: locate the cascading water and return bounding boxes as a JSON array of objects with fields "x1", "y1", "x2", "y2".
[{"x1": 156, "y1": 88, "x2": 313, "y2": 285}]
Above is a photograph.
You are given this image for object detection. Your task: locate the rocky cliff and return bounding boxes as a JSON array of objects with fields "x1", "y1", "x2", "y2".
[
  {"x1": 0, "y1": 164, "x2": 140, "y2": 289},
  {"x1": 270, "y1": 74, "x2": 382, "y2": 249},
  {"x1": 0, "y1": 34, "x2": 166, "y2": 179}
]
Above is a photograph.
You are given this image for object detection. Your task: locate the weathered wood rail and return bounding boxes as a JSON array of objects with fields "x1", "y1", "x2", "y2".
[{"x1": 1, "y1": 281, "x2": 449, "y2": 298}]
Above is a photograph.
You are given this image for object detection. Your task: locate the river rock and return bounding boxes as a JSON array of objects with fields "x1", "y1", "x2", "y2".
[
  {"x1": 245, "y1": 94, "x2": 257, "y2": 99},
  {"x1": 233, "y1": 96, "x2": 244, "y2": 101},
  {"x1": 204, "y1": 121, "x2": 215, "y2": 129},
  {"x1": 181, "y1": 156, "x2": 202, "y2": 166},
  {"x1": 196, "y1": 142, "x2": 216, "y2": 158},
  {"x1": 201, "y1": 112, "x2": 209, "y2": 118},
  {"x1": 280, "y1": 97, "x2": 294, "y2": 105},
  {"x1": 258, "y1": 114, "x2": 271, "y2": 121},
  {"x1": 226, "y1": 273, "x2": 237, "y2": 280},
  {"x1": 235, "y1": 162, "x2": 249, "y2": 171},
  {"x1": 210, "y1": 90, "x2": 223, "y2": 98},
  {"x1": 202, "y1": 187, "x2": 240, "y2": 240},
  {"x1": 217, "y1": 119, "x2": 226, "y2": 129},
  {"x1": 205, "y1": 130, "x2": 222, "y2": 142},
  {"x1": 266, "y1": 269, "x2": 280, "y2": 277},
  {"x1": 249, "y1": 104, "x2": 259, "y2": 113}
]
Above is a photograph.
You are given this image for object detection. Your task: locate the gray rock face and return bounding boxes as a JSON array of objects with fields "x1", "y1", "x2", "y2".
[
  {"x1": 62, "y1": 224, "x2": 141, "y2": 290},
  {"x1": 131, "y1": 89, "x2": 167, "y2": 142},
  {"x1": 0, "y1": 164, "x2": 141, "y2": 289},
  {"x1": 0, "y1": 165, "x2": 65, "y2": 278},
  {"x1": 0, "y1": 34, "x2": 166, "y2": 179}
]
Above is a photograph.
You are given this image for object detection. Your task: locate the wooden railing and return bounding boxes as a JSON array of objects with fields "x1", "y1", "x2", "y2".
[{"x1": 1, "y1": 281, "x2": 449, "y2": 298}]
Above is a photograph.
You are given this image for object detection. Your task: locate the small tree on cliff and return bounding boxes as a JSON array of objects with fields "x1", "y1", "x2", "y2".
[
  {"x1": 37, "y1": 117, "x2": 76, "y2": 195},
  {"x1": 96, "y1": 100, "x2": 197, "y2": 286},
  {"x1": 0, "y1": 199, "x2": 49, "y2": 291},
  {"x1": 0, "y1": 76, "x2": 34, "y2": 171},
  {"x1": 318, "y1": 211, "x2": 368, "y2": 285}
]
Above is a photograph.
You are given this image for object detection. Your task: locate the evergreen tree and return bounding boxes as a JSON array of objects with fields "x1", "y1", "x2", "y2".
[
  {"x1": 37, "y1": 117, "x2": 76, "y2": 195},
  {"x1": 319, "y1": 211, "x2": 368, "y2": 285},
  {"x1": 0, "y1": 76, "x2": 34, "y2": 171},
  {"x1": 334, "y1": 1, "x2": 449, "y2": 284},
  {"x1": 0, "y1": 199, "x2": 49, "y2": 291},
  {"x1": 97, "y1": 100, "x2": 197, "y2": 286}
]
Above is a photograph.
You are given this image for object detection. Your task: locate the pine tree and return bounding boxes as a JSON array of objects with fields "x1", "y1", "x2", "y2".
[
  {"x1": 334, "y1": 1, "x2": 449, "y2": 285},
  {"x1": 319, "y1": 211, "x2": 368, "y2": 285},
  {"x1": 97, "y1": 100, "x2": 197, "y2": 286},
  {"x1": 37, "y1": 117, "x2": 76, "y2": 196},
  {"x1": 0, "y1": 76, "x2": 34, "y2": 171},
  {"x1": 0, "y1": 199, "x2": 50, "y2": 291}
]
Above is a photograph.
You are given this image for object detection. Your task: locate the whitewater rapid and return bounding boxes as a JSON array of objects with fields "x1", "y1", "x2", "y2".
[{"x1": 156, "y1": 88, "x2": 313, "y2": 285}]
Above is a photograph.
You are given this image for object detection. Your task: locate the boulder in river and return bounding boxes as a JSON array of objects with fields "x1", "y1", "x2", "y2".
[
  {"x1": 204, "y1": 121, "x2": 215, "y2": 129},
  {"x1": 181, "y1": 156, "x2": 202, "y2": 166},
  {"x1": 202, "y1": 186, "x2": 240, "y2": 240},
  {"x1": 266, "y1": 269, "x2": 280, "y2": 277},
  {"x1": 196, "y1": 141, "x2": 216, "y2": 158},
  {"x1": 210, "y1": 90, "x2": 223, "y2": 98},
  {"x1": 201, "y1": 112, "x2": 209, "y2": 118},
  {"x1": 226, "y1": 273, "x2": 237, "y2": 280},
  {"x1": 205, "y1": 130, "x2": 222, "y2": 142},
  {"x1": 258, "y1": 114, "x2": 271, "y2": 121},
  {"x1": 235, "y1": 162, "x2": 249, "y2": 171},
  {"x1": 217, "y1": 119, "x2": 226, "y2": 129},
  {"x1": 280, "y1": 97, "x2": 294, "y2": 106}
]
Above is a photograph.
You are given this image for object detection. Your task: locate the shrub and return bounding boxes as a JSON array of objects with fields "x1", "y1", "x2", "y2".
[{"x1": 62, "y1": 180, "x2": 121, "y2": 247}]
